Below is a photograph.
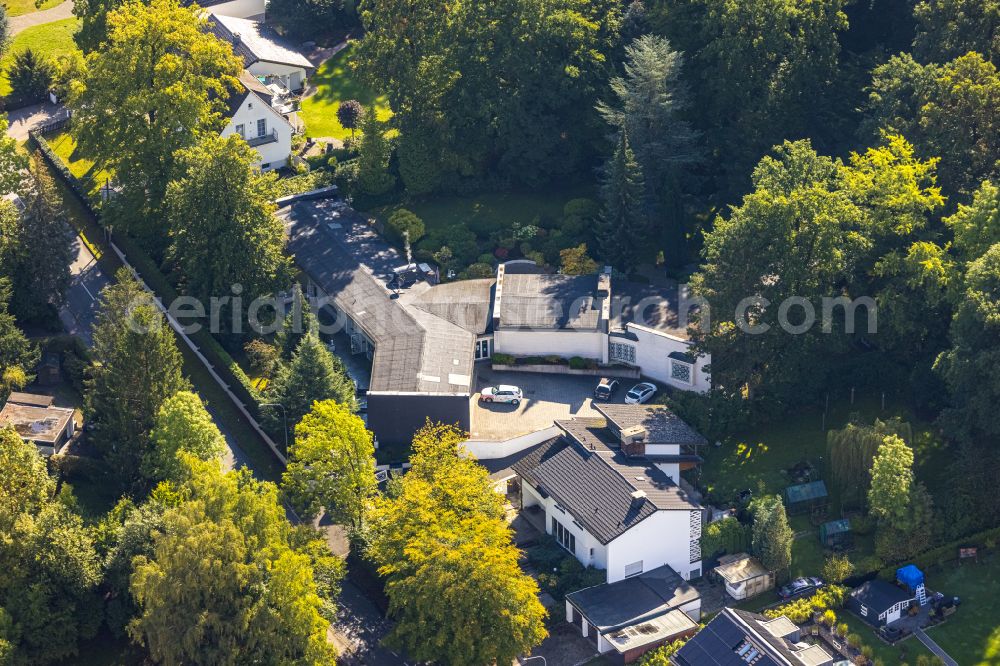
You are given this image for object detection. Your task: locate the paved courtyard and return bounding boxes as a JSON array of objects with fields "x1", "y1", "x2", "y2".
[{"x1": 470, "y1": 367, "x2": 638, "y2": 441}]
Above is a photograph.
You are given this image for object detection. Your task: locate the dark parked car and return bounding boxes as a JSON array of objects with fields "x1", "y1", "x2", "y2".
[
  {"x1": 778, "y1": 577, "x2": 824, "y2": 599},
  {"x1": 594, "y1": 377, "x2": 620, "y2": 401}
]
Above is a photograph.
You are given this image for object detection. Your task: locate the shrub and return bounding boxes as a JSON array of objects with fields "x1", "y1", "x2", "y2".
[
  {"x1": 820, "y1": 609, "x2": 836, "y2": 627},
  {"x1": 463, "y1": 262, "x2": 494, "y2": 279},
  {"x1": 336, "y1": 100, "x2": 363, "y2": 137},
  {"x1": 244, "y1": 339, "x2": 278, "y2": 376},
  {"x1": 837, "y1": 622, "x2": 849, "y2": 637},
  {"x1": 386, "y1": 208, "x2": 425, "y2": 245},
  {"x1": 700, "y1": 516, "x2": 751, "y2": 559},
  {"x1": 847, "y1": 633, "x2": 861, "y2": 648},
  {"x1": 823, "y1": 554, "x2": 854, "y2": 584},
  {"x1": 560, "y1": 243, "x2": 599, "y2": 275},
  {"x1": 7, "y1": 49, "x2": 55, "y2": 100},
  {"x1": 765, "y1": 585, "x2": 847, "y2": 624},
  {"x1": 491, "y1": 353, "x2": 515, "y2": 366}
]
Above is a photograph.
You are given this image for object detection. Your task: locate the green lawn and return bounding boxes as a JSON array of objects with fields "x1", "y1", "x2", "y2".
[
  {"x1": 925, "y1": 556, "x2": 1000, "y2": 665},
  {"x1": 0, "y1": 18, "x2": 79, "y2": 95},
  {"x1": 46, "y1": 131, "x2": 112, "y2": 197},
  {"x1": 2, "y1": 0, "x2": 61, "y2": 17},
  {"x1": 299, "y1": 42, "x2": 391, "y2": 140},
  {"x1": 837, "y1": 610, "x2": 933, "y2": 664}
]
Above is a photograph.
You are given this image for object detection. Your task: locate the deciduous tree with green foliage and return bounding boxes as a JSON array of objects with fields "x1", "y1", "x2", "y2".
[
  {"x1": 945, "y1": 180, "x2": 1000, "y2": 263},
  {"x1": 282, "y1": 399, "x2": 377, "y2": 529},
  {"x1": 129, "y1": 456, "x2": 338, "y2": 665},
  {"x1": 87, "y1": 271, "x2": 189, "y2": 487},
  {"x1": 750, "y1": 495, "x2": 793, "y2": 575},
  {"x1": 0, "y1": 429, "x2": 102, "y2": 663},
  {"x1": 0, "y1": 115, "x2": 27, "y2": 194},
  {"x1": 165, "y1": 134, "x2": 292, "y2": 330},
  {"x1": 69, "y1": 0, "x2": 242, "y2": 244},
  {"x1": 868, "y1": 434, "x2": 935, "y2": 560},
  {"x1": 145, "y1": 390, "x2": 226, "y2": 482},
  {"x1": 827, "y1": 418, "x2": 913, "y2": 508},
  {"x1": 822, "y1": 554, "x2": 854, "y2": 584},
  {"x1": 559, "y1": 243, "x2": 599, "y2": 275},
  {"x1": 368, "y1": 422, "x2": 548, "y2": 664},
  {"x1": 356, "y1": 105, "x2": 396, "y2": 196},
  {"x1": 913, "y1": 0, "x2": 1000, "y2": 65}
]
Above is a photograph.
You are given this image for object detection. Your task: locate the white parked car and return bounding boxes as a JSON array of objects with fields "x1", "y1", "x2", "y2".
[
  {"x1": 480, "y1": 385, "x2": 523, "y2": 406},
  {"x1": 624, "y1": 382, "x2": 657, "y2": 404}
]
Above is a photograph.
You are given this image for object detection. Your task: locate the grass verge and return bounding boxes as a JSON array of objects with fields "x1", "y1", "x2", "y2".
[{"x1": 0, "y1": 18, "x2": 79, "y2": 95}]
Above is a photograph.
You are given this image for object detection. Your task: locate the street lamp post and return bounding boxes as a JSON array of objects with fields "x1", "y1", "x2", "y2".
[{"x1": 260, "y1": 402, "x2": 288, "y2": 451}]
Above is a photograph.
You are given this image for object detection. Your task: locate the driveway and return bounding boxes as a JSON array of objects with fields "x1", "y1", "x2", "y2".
[
  {"x1": 58, "y1": 235, "x2": 110, "y2": 347},
  {"x1": 471, "y1": 368, "x2": 642, "y2": 441},
  {"x1": 9, "y1": 0, "x2": 73, "y2": 35},
  {"x1": 5, "y1": 102, "x2": 69, "y2": 141}
]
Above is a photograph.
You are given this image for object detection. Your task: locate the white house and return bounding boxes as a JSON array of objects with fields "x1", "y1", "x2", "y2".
[
  {"x1": 491, "y1": 263, "x2": 711, "y2": 393},
  {"x1": 208, "y1": 14, "x2": 314, "y2": 93},
  {"x1": 222, "y1": 70, "x2": 295, "y2": 170},
  {"x1": 511, "y1": 408, "x2": 705, "y2": 584}
]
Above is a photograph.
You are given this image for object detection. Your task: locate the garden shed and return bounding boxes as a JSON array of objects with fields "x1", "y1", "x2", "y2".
[
  {"x1": 712, "y1": 553, "x2": 775, "y2": 601},
  {"x1": 784, "y1": 480, "x2": 829, "y2": 515},
  {"x1": 819, "y1": 519, "x2": 852, "y2": 549}
]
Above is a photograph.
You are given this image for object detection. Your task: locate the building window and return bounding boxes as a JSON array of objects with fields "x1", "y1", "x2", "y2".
[
  {"x1": 609, "y1": 342, "x2": 636, "y2": 365},
  {"x1": 551, "y1": 517, "x2": 576, "y2": 555},
  {"x1": 859, "y1": 605, "x2": 868, "y2": 617},
  {"x1": 257, "y1": 118, "x2": 267, "y2": 137},
  {"x1": 235, "y1": 123, "x2": 245, "y2": 138},
  {"x1": 670, "y1": 359, "x2": 693, "y2": 384},
  {"x1": 624, "y1": 560, "x2": 643, "y2": 578}
]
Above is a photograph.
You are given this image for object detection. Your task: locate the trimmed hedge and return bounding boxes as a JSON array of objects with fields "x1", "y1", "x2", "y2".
[
  {"x1": 877, "y1": 525, "x2": 1000, "y2": 580},
  {"x1": 33, "y1": 127, "x2": 265, "y2": 417}
]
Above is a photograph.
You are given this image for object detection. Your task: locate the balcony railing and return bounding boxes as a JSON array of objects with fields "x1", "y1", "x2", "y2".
[{"x1": 247, "y1": 129, "x2": 279, "y2": 147}]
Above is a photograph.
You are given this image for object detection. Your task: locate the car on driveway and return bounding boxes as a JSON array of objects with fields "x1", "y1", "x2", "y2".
[
  {"x1": 624, "y1": 382, "x2": 657, "y2": 404},
  {"x1": 594, "y1": 377, "x2": 620, "y2": 401},
  {"x1": 480, "y1": 385, "x2": 523, "y2": 406},
  {"x1": 778, "y1": 577, "x2": 824, "y2": 599}
]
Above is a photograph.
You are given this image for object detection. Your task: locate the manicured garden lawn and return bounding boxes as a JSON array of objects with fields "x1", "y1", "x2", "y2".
[
  {"x1": 0, "y1": 17, "x2": 79, "y2": 95},
  {"x1": 371, "y1": 188, "x2": 590, "y2": 238},
  {"x1": 299, "y1": 42, "x2": 391, "y2": 140},
  {"x1": 837, "y1": 610, "x2": 933, "y2": 664},
  {"x1": 2, "y1": 0, "x2": 60, "y2": 17},
  {"x1": 46, "y1": 130, "x2": 111, "y2": 197},
  {"x1": 695, "y1": 393, "x2": 949, "y2": 509},
  {"x1": 925, "y1": 555, "x2": 1000, "y2": 665}
]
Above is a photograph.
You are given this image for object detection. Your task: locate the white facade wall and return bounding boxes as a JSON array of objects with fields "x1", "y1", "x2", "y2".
[
  {"x1": 464, "y1": 425, "x2": 560, "y2": 460},
  {"x1": 628, "y1": 324, "x2": 711, "y2": 393},
  {"x1": 494, "y1": 329, "x2": 607, "y2": 363},
  {"x1": 523, "y1": 482, "x2": 608, "y2": 572},
  {"x1": 222, "y1": 95, "x2": 292, "y2": 170},
  {"x1": 605, "y1": 510, "x2": 701, "y2": 583},
  {"x1": 206, "y1": 0, "x2": 265, "y2": 19},
  {"x1": 247, "y1": 61, "x2": 308, "y2": 91},
  {"x1": 647, "y1": 443, "x2": 682, "y2": 483}
]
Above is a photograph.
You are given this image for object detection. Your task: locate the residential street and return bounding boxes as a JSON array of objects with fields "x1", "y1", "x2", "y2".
[{"x1": 58, "y1": 235, "x2": 110, "y2": 347}]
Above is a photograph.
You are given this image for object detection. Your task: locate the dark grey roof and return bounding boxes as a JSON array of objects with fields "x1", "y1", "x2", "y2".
[
  {"x1": 497, "y1": 273, "x2": 604, "y2": 329},
  {"x1": 409, "y1": 278, "x2": 494, "y2": 335},
  {"x1": 207, "y1": 14, "x2": 314, "y2": 70},
  {"x1": 511, "y1": 435, "x2": 699, "y2": 544},
  {"x1": 554, "y1": 417, "x2": 620, "y2": 452},
  {"x1": 594, "y1": 404, "x2": 708, "y2": 446},
  {"x1": 282, "y1": 197, "x2": 475, "y2": 394},
  {"x1": 674, "y1": 608, "x2": 814, "y2": 666},
  {"x1": 611, "y1": 280, "x2": 693, "y2": 340},
  {"x1": 849, "y1": 580, "x2": 912, "y2": 612},
  {"x1": 479, "y1": 442, "x2": 548, "y2": 481},
  {"x1": 566, "y1": 565, "x2": 700, "y2": 632}
]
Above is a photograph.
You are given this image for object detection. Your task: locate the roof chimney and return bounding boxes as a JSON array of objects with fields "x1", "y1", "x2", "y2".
[
  {"x1": 631, "y1": 489, "x2": 647, "y2": 501},
  {"x1": 232, "y1": 32, "x2": 241, "y2": 45},
  {"x1": 620, "y1": 424, "x2": 647, "y2": 457}
]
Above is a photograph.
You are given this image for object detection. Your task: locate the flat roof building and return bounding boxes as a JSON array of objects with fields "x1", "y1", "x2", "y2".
[{"x1": 0, "y1": 392, "x2": 76, "y2": 456}]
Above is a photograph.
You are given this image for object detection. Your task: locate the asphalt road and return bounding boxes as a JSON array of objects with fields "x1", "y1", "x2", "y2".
[{"x1": 58, "y1": 236, "x2": 110, "y2": 347}]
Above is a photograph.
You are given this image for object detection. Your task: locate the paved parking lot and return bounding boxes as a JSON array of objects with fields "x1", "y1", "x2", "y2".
[{"x1": 470, "y1": 368, "x2": 640, "y2": 441}]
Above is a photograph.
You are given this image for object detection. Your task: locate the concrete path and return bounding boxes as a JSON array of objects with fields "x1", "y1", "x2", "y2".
[
  {"x1": 915, "y1": 628, "x2": 959, "y2": 666},
  {"x1": 9, "y1": 0, "x2": 73, "y2": 35},
  {"x1": 5, "y1": 102, "x2": 69, "y2": 141}
]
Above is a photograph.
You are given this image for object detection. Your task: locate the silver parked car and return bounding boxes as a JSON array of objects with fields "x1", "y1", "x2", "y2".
[{"x1": 624, "y1": 382, "x2": 657, "y2": 404}]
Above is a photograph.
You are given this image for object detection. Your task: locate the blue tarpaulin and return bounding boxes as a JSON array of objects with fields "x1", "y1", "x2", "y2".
[{"x1": 896, "y1": 564, "x2": 924, "y2": 590}]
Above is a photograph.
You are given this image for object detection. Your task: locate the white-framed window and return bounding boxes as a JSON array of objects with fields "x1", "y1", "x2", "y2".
[
  {"x1": 257, "y1": 118, "x2": 267, "y2": 137},
  {"x1": 609, "y1": 341, "x2": 636, "y2": 365},
  {"x1": 670, "y1": 359, "x2": 693, "y2": 384},
  {"x1": 235, "y1": 123, "x2": 245, "y2": 138},
  {"x1": 551, "y1": 517, "x2": 576, "y2": 555},
  {"x1": 860, "y1": 605, "x2": 868, "y2": 616},
  {"x1": 624, "y1": 560, "x2": 643, "y2": 578}
]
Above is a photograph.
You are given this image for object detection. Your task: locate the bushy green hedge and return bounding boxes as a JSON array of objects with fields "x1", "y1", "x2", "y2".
[
  {"x1": 878, "y1": 525, "x2": 1000, "y2": 580},
  {"x1": 491, "y1": 353, "x2": 515, "y2": 365},
  {"x1": 701, "y1": 516, "x2": 751, "y2": 559},
  {"x1": 764, "y1": 585, "x2": 847, "y2": 624}
]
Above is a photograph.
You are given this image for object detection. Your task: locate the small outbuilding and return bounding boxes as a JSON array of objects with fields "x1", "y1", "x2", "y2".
[
  {"x1": 847, "y1": 580, "x2": 916, "y2": 628},
  {"x1": 819, "y1": 518, "x2": 852, "y2": 549},
  {"x1": 713, "y1": 553, "x2": 775, "y2": 601},
  {"x1": 785, "y1": 480, "x2": 829, "y2": 515},
  {"x1": 0, "y1": 392, "x2": 77, "y2": 456}
]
